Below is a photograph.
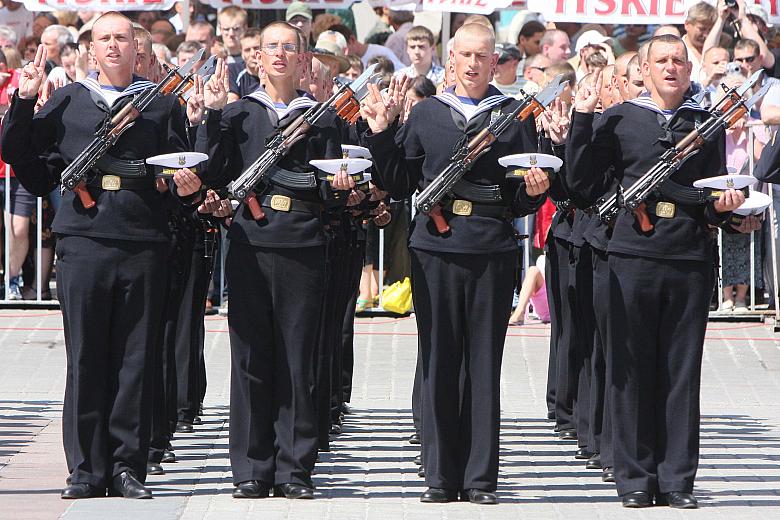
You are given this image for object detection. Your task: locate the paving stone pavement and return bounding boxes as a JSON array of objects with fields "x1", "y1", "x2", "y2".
[{"x1": 0, "y1": 309, "x2": 779, "y2": 519}]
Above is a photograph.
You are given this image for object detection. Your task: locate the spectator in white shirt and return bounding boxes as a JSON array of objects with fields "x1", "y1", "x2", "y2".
[
  {"x1": 393, "y1": 26, "x2": 444, "y2": 86},
  {"x1": 330, "y1": 23, "x2": 404, "y2": 71},
  {"x1": 682, "y1": 2, "x2": 717, "y2": 83}
]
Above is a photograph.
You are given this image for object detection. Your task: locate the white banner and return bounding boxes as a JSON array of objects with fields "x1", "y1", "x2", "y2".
[
  {"x1": 201, "y1": 0, "x2": 358, "y2": 9},
  {"x1": 525, "y1": 0, "x2": 780, "y2": 26},
  {"x1": 203, "y1": 0, "x2": 511, "y2": 13},
  {"x1": 19, "y1": 0, "x2": 178, "y2": 11},
  {"x1": 420, "y1": 0, "x2": 514, "y2": 14}
]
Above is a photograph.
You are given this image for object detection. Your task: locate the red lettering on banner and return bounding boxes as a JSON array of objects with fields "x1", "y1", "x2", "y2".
[
  {"x1": 665, "y1": 0, "x2": 684, "y2": 16},
  {"x1": 595, "y1": 0, "x2": 616, "y2": 15},
  {"x1": 621, "y1": 0, "x2": 646, "y2": 15}
]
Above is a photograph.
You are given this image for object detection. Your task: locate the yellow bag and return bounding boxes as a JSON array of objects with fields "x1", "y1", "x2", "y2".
[{"x1": 381, "y1": 277, "x2": 413, "y2": 314}]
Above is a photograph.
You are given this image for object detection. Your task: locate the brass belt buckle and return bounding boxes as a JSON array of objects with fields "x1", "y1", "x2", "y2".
[
  {"x1": 101, "y1": 175, "x2": 121, "y2": 191},
  {"x1": 452, "y1": 199, "x2": 473, "y2": 216},
  {"x1": 270, "y1": 194, "x2": 292, "y2": 212},
  {"x1": 655, "y1": 201, "x2": 676, "y2": 218}
]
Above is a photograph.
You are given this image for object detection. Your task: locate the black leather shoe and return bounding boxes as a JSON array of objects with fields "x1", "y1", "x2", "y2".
[
  {"x1": 146, "y1": 463, "x2": 164, "y2": 475},
  {"x1": 420, "y1": 488, "x2": 458, "y2": 503},
  {"x1": 110, "y1": 471, "x2": 152, "y2": 499},
  {"x1": 602, "y1": 467, "x2": 615, "y2": 482},
  {"x1": 340, "y1": 403, "x2": 352, "y2": 415},
  {"x1": 61, "y1": 483, "x2": 104, "y2": 499},
  {"x1": 622, "y1": 491, "x2": 652, "y2": 508},
  {"x1": 192, "y1": 416, "x2": 202, "y2": 425},
  {"x1": 161, "y1": 449, "x2": 176, "y2": 463},
  {"x1": 586, "y1": 453, "x2": 602, "y2": 469},
  {"x1": 413, "y1": 454, "x2": 422, "y2": 466},
  {"x1": 661, "y1": 492, "x2": 698, "y2": 509},
  {"x1": 462, "y1": 488, "x2": 498, "y2": 504},
  {"x1": 558, "y1": 429, "x2": 577, "y2": 440},
  {"x1": 233, "y1": 480, "x2": 269, "y2": 498},
  {"x1": 330, "y1": 423, "x2": 342, "y2": 435},
  {"x1": 418, "y1": 466, "x2": 425, "y2": 478},
  {"x1": 546, "y1": 410, "x2": 556, "y2": 421},
  {"x1": 273, "y1": 483, "x2": 314, "y2": 499},
  {"x1": 408, "y1": 433, "x2": 421, "y2": 445},
  {"x1": 574, "y1": 447, "x2": 593, "y2": 459},
  {"x1": 175, "y1": 421, "x2": 194, "y2": 433}
]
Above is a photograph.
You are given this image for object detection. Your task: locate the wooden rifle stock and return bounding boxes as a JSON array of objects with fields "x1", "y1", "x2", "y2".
[
  {"x1": 634, "y1": 202, "x2": 652, "y2": 232},
  {"x1": 74, "y1": 182, "x2": 96, "y2": 209},
  {"x1": 245, "y1": 192, "x2": 265, "y2": 220},
  {"x1": 428, "y1": 205, "x2": 450, "y2": 234}
]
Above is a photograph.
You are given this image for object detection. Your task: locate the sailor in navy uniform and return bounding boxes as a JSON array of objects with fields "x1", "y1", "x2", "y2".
[
  {"x1": 360, "y1": 23, "x2": 553, "y2": 504},
  {"x1": 1, "y1": 12, "x2": 196, "y2": 499},
  {"x1": 566, "y1": 35, "x2": 744, "y2": 509},
  {"x1": 196, "y1": 22, "x2": 345, "y2": 500}
]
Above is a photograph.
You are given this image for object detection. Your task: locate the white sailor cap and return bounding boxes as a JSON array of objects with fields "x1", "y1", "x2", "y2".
[
  {"x1": 693, "y1": 174, "x2": 757, "y2": 191},
  {"x1": 342, "y1": 144, "x2": 372, "y2": 159},
  {"x1": 146, "y1": 152, "x2": 208, "y2": 176},
  {"x1": 734, "y1": 190, "x2": 771, "y2": 216},
  {"x1": 498, "y1": 153, "x2": 563, "y2": 179},
  {"x1": 310, "y1": 158, "x2": 373, "y2": 182}
]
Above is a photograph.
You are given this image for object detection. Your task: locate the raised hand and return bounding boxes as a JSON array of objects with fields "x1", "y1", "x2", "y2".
[
  {"x1": 360, "y1": 83, "x2": 392, "y2": 133},
  {"x1": 574, "y1": 69, "x2": 602, "y2": 114},
  {"x1": 540, "y1": 98, "x2": 571, "y2": 145},
  {"x1": 187, "y1": 75, "x2": 206, "y2": 125},
  {"x1": 383, "y1": 74, "x2": 410, "y2": 123},
  {"x1": 525, "y1": 166, "x2": 551, "y2": 197},
  {"x1": 173, "y1": 167, "x2": 202, "y2": 197},
  {"x1": 19, "y1": 44, "x2": 47, "y2": 100},
  {"x1": 734, "y1": 214, "x2": 762, "y2": 234},
  {"x1": 204, "y1": 58, "x2": 229, "y2": 111},
  {"x1": 346, "y1": 189, "x2": 366, "y2": 207}
]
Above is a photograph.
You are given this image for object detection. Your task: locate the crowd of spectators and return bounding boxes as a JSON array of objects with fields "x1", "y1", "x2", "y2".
[{"x1": 0, "y1": 0, "x2": 778, "y2": 314}]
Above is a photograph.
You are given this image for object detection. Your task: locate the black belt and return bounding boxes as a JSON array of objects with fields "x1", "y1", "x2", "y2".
[
  {"x1": 645, "y1": 200, "x2": 703, "y2": 219},
  {"x1": 260, "y1": 194, "x2": 322, "y2": 215},
  {"x1": 87, "y1": 173, "x2": 156, "y2": 191},
  {"x1": 443, "y1": 199, "x2": 508, "y2": 218}
]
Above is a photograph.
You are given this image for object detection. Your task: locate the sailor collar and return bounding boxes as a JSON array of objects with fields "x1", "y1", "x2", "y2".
[
  {"x1": 245, "y1": 88, "x2": 318, "y2": 120},
  {"x1": 78, "y1": 73, "x2": 156, "y2": 106},
  {"x1": 433, "y1": 85, "x2": 509, "y2": 121},
  {"x1": 626, "y1": 92, "x2": 708, "y2": 117}
]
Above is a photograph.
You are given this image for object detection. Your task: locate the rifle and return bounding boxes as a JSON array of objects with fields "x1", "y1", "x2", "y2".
[
  {"x1": 60, "y1": 48, "x2": 206, "y2": 209},
  {"x1": 228, "y1": 64, "x2": 380, "y2": 221},
  {"x1": 414, "y1": 75, "x2": 568, "y2": 234},
  {"x1": 162, "y1": 54, "x2": 218, "y2": 105},
  {"x1": 598, "y1": 69, "x2": 768, "y2": 231}
]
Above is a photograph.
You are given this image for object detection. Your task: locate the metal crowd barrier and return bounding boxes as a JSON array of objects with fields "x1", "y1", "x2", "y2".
[{"x1": 4, "y1": 135, "x2": 780, "y2": 331}]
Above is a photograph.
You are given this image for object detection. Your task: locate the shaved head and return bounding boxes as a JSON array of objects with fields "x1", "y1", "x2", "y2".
[
  {"x1": 92, "y1": 11, "x2": 133, "y2": 41},
  {"x1": 453, "y1": 22, "x2": 495, "y2": 51},
  {"x1": 615, "y1": 51, "x2": 636, "y2": 78}
]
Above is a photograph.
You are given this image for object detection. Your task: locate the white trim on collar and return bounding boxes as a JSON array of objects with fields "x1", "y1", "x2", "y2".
[
  {"x1": 626, "y1": 95, "x2": 708, "y2": 116},
  {"x1": 78, "y1": 76, "x2": 156, "y2": 107},
  {"x1": 433, "y1": 91, "x2": 509, "y2": 121},
  {"x1": 245, "y1": 89, "x2": 318, "y2": 120}
]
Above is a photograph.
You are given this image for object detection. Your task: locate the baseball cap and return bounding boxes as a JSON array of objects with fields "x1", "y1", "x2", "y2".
[
  {"x1": 496, "y1": 43, "x2": 522, "y2": 64},
  {"x1": 574, "y1": 30, "x2": 612, "y2": 54},
  {"x1": 285, "y1": 1, "x2": 313, "y2": 22},
  {"x1": 746, "y1": 4, "x2": 772, "y2": 28}
]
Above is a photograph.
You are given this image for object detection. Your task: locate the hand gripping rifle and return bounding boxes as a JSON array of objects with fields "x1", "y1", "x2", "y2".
[
  {"x1": 598, "y1": 69, "x2": 768, "y2": 231},
  {"x1": 60, "y1": 48, "x2": 206, "y2": 209},
  {"x1": 414, "y1": 75, "x2": 568, "y2": 234},
  {"x1": 228, "y1": 64, "x2": 380, "y2": 221}
]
